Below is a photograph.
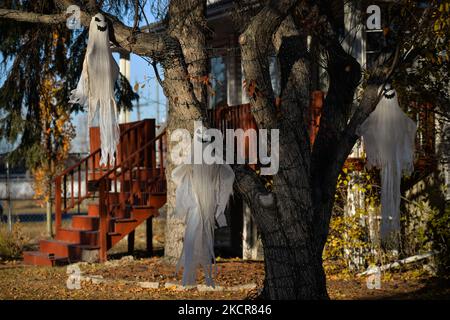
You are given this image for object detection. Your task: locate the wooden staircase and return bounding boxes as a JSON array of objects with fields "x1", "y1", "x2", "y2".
[
  {"x1": 24, "y1": 119, "x2": 167, "y2": 266},
  {"x1": 22, "y1": 96, "x2": 356, "y2": 267}
]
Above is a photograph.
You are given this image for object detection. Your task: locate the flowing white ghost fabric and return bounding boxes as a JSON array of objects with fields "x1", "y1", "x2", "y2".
[
  {"x1": 172, "y1": 133, "x2": 235, "y2": 287},
  {"x1": 69, "y1": 13, "x2": 120, "y2": 166},
  {"x1": 357, "y1": 85, "x2": 417, "y2": 245}
]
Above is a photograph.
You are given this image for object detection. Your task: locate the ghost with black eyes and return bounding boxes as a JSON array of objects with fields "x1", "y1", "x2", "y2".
[
  {"x1": 94, "y1": 14, "x2": 108, "y2": 32},
  {"x1": 357, "y1": 84, "x2": 417, "y2": 247},
  {"x1": 69, "y1": 13, "x2": 120, "y2": 166},
  {"x1": 172, "y1": 124, "x2": 235, "y2": 287}
]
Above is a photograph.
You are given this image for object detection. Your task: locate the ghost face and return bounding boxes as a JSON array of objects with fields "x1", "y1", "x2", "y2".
[
  {"x1": 383, "y1": 83, "x2": 395, "y2": 99},
  {"x1": 93, "y1": 14, "x2": 107, "y2": 32}
]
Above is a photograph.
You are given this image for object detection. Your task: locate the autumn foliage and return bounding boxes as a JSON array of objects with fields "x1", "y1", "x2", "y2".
[{"x1": 32, "y1": 32, "x2": 75, "y2": 207}]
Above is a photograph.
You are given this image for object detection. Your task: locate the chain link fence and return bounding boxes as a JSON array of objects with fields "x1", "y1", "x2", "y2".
[
  {"x1": 0, "y1": 173, "x2": 88, "y2": 248},
  {"x1": 0, "y1": 179, "x2": 166, "y2": 258}
]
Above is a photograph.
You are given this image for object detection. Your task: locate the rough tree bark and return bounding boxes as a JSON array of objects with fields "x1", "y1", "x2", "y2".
[{"x1": 237, "y1": 1, "x2": 328, "y2": 299}]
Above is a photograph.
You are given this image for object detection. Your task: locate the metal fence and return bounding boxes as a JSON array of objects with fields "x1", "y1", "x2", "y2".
[
  {"x1": 0, "y1": 197, "x2": 89, "y2": 243},
  {"x1": 0, "y1": 173, "x2": 88, "y2": 240}
]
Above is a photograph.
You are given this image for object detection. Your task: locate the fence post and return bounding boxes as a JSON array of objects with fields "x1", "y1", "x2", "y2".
[
  {"x1": 55, "y1": 176, "x2": 62, "y2": 231},
  {"x1": 6, "y1": 160, "x2": 12, "y2": 232}
]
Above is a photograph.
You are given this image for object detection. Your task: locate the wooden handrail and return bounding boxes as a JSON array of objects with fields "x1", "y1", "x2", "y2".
[
  {"x1": 118, "y1": 119, "x2": 148, "y2": 138},
  {"x1": 54, "y1": 120, "x2": 161, "y2": 231},
  {"x1": 53, "y1": 107, "x2": 264, "y2": 258},
  {"x1": 56, "y1": 148, "x2": 101, "y2": 179},
  {"x1": 54, "y1": 119, "x2": 165, "y2": 262},
  {"x1": 98, "y1": 129, "x2": 167, "y2": 181},
  {"x1": 56, "y1": 120, "x2": 147, "y2": 179},
  {"x1": 54, "y1": 106, "x2": 262, "y2": 255}
]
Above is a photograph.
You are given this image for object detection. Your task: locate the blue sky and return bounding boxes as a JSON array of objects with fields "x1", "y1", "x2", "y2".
[
  {"x1": 113, "y1": 52, "x2": 166, "y2": 123},
  {"x1": 115, "y1": 2, "x2": 167, "y2": 124}
]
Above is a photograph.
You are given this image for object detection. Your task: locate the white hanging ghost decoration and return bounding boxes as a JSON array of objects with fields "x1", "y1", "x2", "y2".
[
  {"x1": 69, "y1": 13, "x2": 120, "y2": 166},
  {"x1": 172, "y1": 126, "x2": 235, "y2": 287},
  {"x1": 357, "y1": 84, "x2": 417, "y2": 245}
]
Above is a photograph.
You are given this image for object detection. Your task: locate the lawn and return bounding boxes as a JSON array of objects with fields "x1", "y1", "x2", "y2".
[
  {"x1": 0, "y1": 256, "x2": 449, "y2": 300},
  {"x1": 1, "y1": 202, "x2": 448, "y2": 300}
]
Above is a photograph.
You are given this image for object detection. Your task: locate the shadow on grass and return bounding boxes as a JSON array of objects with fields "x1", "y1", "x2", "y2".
[{"x1": 357, "y1": 276, "x2": 450, "y2": 300}]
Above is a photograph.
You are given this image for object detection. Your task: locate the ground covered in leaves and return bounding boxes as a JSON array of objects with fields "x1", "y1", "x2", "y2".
[{"x1": 0, "y1": 257, "x2": 449, "y2": 300}]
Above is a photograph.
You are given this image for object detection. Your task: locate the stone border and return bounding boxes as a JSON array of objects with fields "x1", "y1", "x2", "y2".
[{"x1": 78, "y1": 274, "x2": 257, "y2": 292}]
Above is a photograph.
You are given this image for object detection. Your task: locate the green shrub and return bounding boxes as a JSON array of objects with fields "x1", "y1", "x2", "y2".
[
  {"x1": 323, "y1": 166, "x2": 379, "y2": 275},
  {"x1": 323, "y1": 212, "x2": 371, "y2": 275}
]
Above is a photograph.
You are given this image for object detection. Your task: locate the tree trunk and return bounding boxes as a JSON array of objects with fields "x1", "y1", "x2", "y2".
[
  {"x1": 46, "y1": 184, "x2": 53, "y2": 237},
  {"x1": 163, "y1": 0, "x2": 209, "y2": 264},
  {"x1": 46, "y1": 153, "x2": 53, "y2": 238},
  {"x1": 235, "y1": 165, "x2": 328, "y2": 299},
  {"x1": 259, "y1": 202, "x2": 328, "y2": 299},
  {"x1": 163, "y1": 121, "x2": 192, "y2": 264}
]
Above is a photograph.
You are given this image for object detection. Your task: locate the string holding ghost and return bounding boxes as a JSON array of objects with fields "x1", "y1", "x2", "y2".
[
  {"x1": 172, "y1": 124, "x2": 235, "y2": 287},
  {"x1": 69, "y1": 13, "x2": 120, "y2": 166},
  {"x1": 357, "y1": 84, "x2": 417, "y2": 247}
]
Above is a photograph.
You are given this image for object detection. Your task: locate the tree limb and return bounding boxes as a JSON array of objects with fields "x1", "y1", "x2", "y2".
[
  {"x1": 0, "y1": 9, "x2": 68, "y2": 24},
  {"x1": 240, "y1": 0, "x2": 302, "y2": 129},
  {"x1": 168, "y1": 0, "x2": 209, "y2": 107},
  {"x1": 0, "y1": 1, "x2": 168, "y2": 60}
]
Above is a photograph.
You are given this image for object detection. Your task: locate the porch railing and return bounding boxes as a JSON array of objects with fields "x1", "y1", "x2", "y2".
[{"x1": 54, "y1": 119, "x2": 156, "y2": 231}]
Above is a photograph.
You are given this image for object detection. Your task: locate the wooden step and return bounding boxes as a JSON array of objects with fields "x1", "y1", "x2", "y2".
[
  {"x1": 23, "y1": 251, "x2": 68, "y2": 266},
  {"x1": 88, "y1": 170, "x2": 113, "y2": 182},
  {"x1": 88, "y1": 202, "x2": 126, "y2": 217},
  {"x1": 88, "y1": 204, "x2": 99, "y2": 216},
  {"x1": 113, "y1": 218, "x2": 139, "y2": 235},
  {"x1": 132, "y1": 206, "x2": 159, "y2": 219},
  {"x1": 56, "y1": 228, "x2": 99, "y2": 245},
  {"x1": 107, "y1": 231, "x2": 121, "y2": 237},
  {"x1": 39, "y1": 239, "x2": 100, "y2": 262},
  {"x1": 148, "y1": 193, "x2": 166, "y2": 209},
  {"x1": 39, "y1": 239, "x2": 72, "y2": 257},
  {"x1": 107, "y1": 231, "x2": 123, "y2": 248},
  {"x1": 72, "y1": 215, "x2": 99, "y2": 231},
  {"x1": 112, "y1": 218, "x2": 138, "y2": 223}
]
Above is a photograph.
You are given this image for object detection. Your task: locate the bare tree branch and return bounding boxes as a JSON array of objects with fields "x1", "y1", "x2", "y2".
[
  {"x1": 132, "y1": 0, "x2": 140, "y2": 31},
  {"x1": 151, "y1": 60, "x2": 164, "y2": 88},
  {"x1": 168, "y1": 0, "x2": 209, "y2": 107},
  {"x1": 0, "y1": 1, "x2": 169, "y2": 60},
  {"x1": 0, "y1": 9, "x2": 67, "y2": 24},
  {"x1": 240, "y1": 0, "x2": 302, "y2": 129}
]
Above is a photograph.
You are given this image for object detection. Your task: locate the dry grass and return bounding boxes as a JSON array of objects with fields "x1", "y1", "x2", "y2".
[{"x1": 0, "y1": 257, "x2": 448, "y2": 300}]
